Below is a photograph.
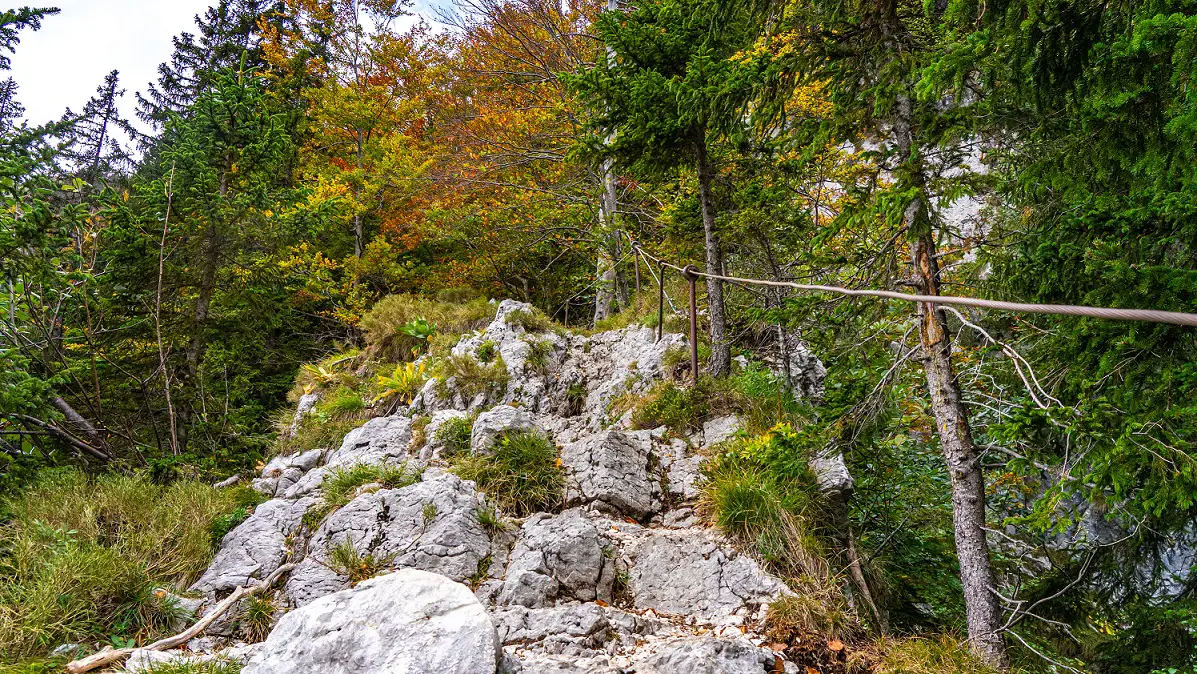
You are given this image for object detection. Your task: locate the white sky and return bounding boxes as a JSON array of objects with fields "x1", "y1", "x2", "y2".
[
  {"x1": 6, "y1": 1, "x2": 448, "y2": 131},
  {"x1": 8, "y1": 1, "x2": 218, "y2": 128}
]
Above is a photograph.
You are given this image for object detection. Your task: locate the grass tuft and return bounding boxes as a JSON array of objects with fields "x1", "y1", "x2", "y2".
[
  {"x1": 326, "y1": 537, "x2": 396, "y2": 584},
  {"x1": 451, "y1": 431, "x2": 563, "y2": 516},
  {"x1": 435, "y1": 353, "x2": 509, "y2": 401},
  {"x1": 433, "y1": 414, "x2": 475, "y2": 456}
]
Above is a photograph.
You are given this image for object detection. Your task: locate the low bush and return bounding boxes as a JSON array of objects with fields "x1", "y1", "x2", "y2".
[
  {"x1": 433, "y1": 414, "x2": 475, "y2": 456},
  {"x1": 0, "y1": 471, "x2": 257, "y2": 661},
  {"x1": 505, "y1": 307, "x2": 558, "y2": 333},
  {"x1": 360, "y1": 294, "x2": 492, "y2": 362},
  {"x1": 435, "y1": 353, "x2": 509, "y2": 401},
  {"x1": 451, "y1": 431, "x2": 563, "y2": 516}
]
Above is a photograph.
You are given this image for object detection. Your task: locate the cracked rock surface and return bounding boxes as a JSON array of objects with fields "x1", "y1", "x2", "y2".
[{"x1": 182, "y1": 300, "x2": 802, "y2": 672}]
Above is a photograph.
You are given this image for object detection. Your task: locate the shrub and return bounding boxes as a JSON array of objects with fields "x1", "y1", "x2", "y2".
[
  {"x1": 475, "y1": 340, "x2": 498, "y2": 363},
  {"x1": 326, "y1": 537, "x2": 396, "y2": 584},
  {"x1": 451, "y1": 431, "x2": 563, "y2": 516},
  {"x1": 436, "y1": 353, "x2": 509, "y2": 401},
  {"x1": 433, "y1": 415, "x2": 475, "y2": 456},
  {"x1": 0, "y1": 471, "x2": 256, "y2": 660},
  {"x1": 524, "y1": 337, "x2": 552, "y2": 374},
  {"x1": 505, "y1": 308, "x2": 555, "y2": 333},
  {"x1": 290, "y1": 349, "x2": 362, "y2": 400},
  {"x1": 360, "y1": 294, "x2": 492, "y2": 362},
  {"x1": 628, "y1": 381, "x2": 710, "y2": 434},
  {"x1": 373, "y1": 360, "x2": 429, "y2": 411}
]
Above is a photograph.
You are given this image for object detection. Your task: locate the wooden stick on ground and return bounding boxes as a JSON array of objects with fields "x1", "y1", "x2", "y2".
[{"x1": 65, "y1": 563, "x2": 296, "y2": 674}]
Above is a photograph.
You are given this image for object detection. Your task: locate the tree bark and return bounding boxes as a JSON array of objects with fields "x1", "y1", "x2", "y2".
[
  {"x1": 694, "y1": 135, "x2": 730, "y2": 376},
  {"x1": 894, "y1": 94, "x2": 1008, "y2": 667},
  {"x1": 593, "y1": 159, "x2": 621, "y2": 323}
]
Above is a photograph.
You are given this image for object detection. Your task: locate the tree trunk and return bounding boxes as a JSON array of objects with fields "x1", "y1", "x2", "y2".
[
  {"x1": 593, "y1": 158, "x2": 621, "y2": 323},
  {"x1": 694, "y1": 135, "x2": 730, "y2": 377},
  {"x1": 894, "y1": 94, "x2": 1008, "y2": 667}
]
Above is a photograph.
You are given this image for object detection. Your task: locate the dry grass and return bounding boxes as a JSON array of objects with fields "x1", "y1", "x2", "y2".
[
  {"x1": 359, "y1": 294, "x2": 493, "y2": 362},
  {"x1": 0, "y1": 470, "x2": 257, "y2": 661}
]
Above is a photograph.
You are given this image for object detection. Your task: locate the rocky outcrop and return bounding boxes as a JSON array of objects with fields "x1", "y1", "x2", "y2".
[
  {"x1": 245, "y1": 569, "x2": 500, "y2": 674},
  {"x1": 561, "y1": 430, "x2": 660, "y2": 519},
  {"x1": 620, "y1": 528, "x2": 788, "y2": 624},
  {"x1": 186, "y1": 300, "x2": 801, "y2": 671},
  {"x1": 485, "y1": 509, "x2": 615, "y2": 608},
  {"x1": 191, "y1": 496, "x2": 317, "y2": 595},
  {"x1": 285, "y1": 472, "x2": 497, "y2": 606}
]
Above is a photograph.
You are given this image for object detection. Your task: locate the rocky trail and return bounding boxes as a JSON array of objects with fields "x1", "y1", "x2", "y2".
[{"x1": 123, "y1": 300, "x2": 823, "y2": 674}]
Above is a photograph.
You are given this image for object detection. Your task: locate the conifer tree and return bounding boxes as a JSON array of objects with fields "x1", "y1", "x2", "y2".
[
  {"x1": 569, "y1": 0, "x2": 758, "y2": 376},
  {"x1": 137, "y1": 0, "x2": 286, "y2": 126},
  {"x1": 0, "y1": 77, "x2": 23, "y2": 133},
  {"x1": 59, "y1": 70, "x2": 137, "y2": 185}
]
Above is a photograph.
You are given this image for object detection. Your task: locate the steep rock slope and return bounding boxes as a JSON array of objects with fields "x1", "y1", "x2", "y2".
[{"x1": 142, "y1": 301, "x2": 820, "y2": 673}]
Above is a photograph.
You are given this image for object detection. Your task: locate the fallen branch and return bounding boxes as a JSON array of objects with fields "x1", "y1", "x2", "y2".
[{"x1": 65, "y1": 563, "x2": 296, "y2": 674}]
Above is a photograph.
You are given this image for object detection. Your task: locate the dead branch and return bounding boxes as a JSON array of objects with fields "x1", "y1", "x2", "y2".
[{"x1": 65, "y1": 563, "x2": 296, "y2": 674}]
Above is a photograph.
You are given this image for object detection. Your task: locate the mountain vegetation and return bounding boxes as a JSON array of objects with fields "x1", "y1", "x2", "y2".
[{"x1": 1, "y1": 0, "x2": 1196, "y2": 671}]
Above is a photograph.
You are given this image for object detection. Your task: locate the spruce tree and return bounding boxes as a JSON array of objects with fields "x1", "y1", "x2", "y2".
[{"x1": 59, "y1": 70, "x2": 137, "y2": 185}]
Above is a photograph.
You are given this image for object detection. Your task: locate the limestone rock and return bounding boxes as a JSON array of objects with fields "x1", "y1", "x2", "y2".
[
  {"x1": 624, "y1": 529, "x2": 788, "y2": 624},
  {"x1": 492, "y1": 603, "x2": 652, "y2": 656},
  {"x1": 779, "y1": 334, "x2": 826, "y2": 401},
  {"x1": 285, "y1": 472, "x2": 495, "y2": 606},
  {"x1": 245, "y1": 569, "x2": 500, "y2": 674},
  {"x1": 561, "y1": 430, "x2": 659, "y2": 519},
  {"x1": 191, "y1": 496, "x2": 317, "y2": 595},
  {"x1": 635, "y1": 638, "x2": 778, "y2": 674},
  {"x1": 702, "y1": 415, "x2": 741, "y2": 447},
  {"x1": 493, "y1": 510, "x2": 614, "y2": 608},
  {"x1": 325, "y1": 415, "x2": 413, "y2": 468},
  {"x1": 655, "y1": 437, "x2": 704, "y2": 501},
  {"x1": 472, "y1": 404, "x2": 543, "y2": 454},
  {"x1": 287, "y1": 392, "x2": 320, "y2": 438},
  {"x1": 253, "y1": 448, "x2": 325, "y2": 497}
]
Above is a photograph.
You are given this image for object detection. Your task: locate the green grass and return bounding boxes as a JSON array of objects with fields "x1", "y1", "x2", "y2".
[
  {"x1": 451, "y1": 431, "x2": 563, "y2": 516},
  {"x1": 0, "y1": 470, "x2": 258, "y2": 662},
  {"x1": 474, "y1": 339, "x2": 498, "y2": 363},
  {"x1": 326, "y1": 537, "x2": 396, "y2": 584},
  {"x1": 866, "y1": 635, "x2": 1001, "y2": 674},
  {"x1": 321, "y1": 386, "x2": 367, "y2": 420},
  {"x1": 143, "y1": 662, "x2": 244, "y2": 674},
  {"x1": 435, "y1": 353, "x2": 509, "y2": 400},
  {"x1": 505, "y1": 307, "x2": 557, "y2": 333},
  {"x1": 523, "y1": 337, "x2": 552, "y2": 374},
  {"x1": 359, "y1": 293, "x2": 493, "y2": 362},
  {"x1": 433, "y1": 414, "x2": 475, "y2": 456},
  {"x1": 240, "y1": 594, "x2": 276, "y2": 643}
]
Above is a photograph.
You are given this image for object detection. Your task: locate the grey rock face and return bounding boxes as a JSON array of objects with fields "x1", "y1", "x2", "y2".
[
  {"x1": 561, "y1": 430, "x2": 659, "y2": 519},
  {"x1": 325, "y1": 415, "x2": 414, "y2": 467},
  {"x1": 191, "y1": 496, "x2": 316, "y2": 595},
  {"x1": 780, "y1": 334, "x2": 827, "y2": 401},
  {"x1": 702, "y1": 415, "x2": 741, "y2": 447},
  {"x1": 245, "y1": 569, "x2": 500, "y2": 674},
  {"x1": 494, "y1": 510, "x2": 615, "y2": 608},
  {"x1": 635, "y1": 638, "x2": 778, "y2": 674},
  {"x1": 656, "y1": 436, "x2": 704, "y2": 501},
  {"x1": 492, "y1": 603, "x2": 653, "y2": 656},
  {"x1": 472, "y1": 405, "x2": 542, "y2": 454},
  {"x1": 811, "y1": 450, "x2": 854, "y2": 497},
  {"x1": 625, "y1": 529, "x2": 788, "y2": 624},
  {"x1": 556, "y1": 327, "x2": 687, "y2": 431},
  {"x1": 254, "y1": 448, "x2": 325, "y2": 497},
  {"x1": 285, "y1": 472, "x2": 495, "y2": 606},
  {"x1": 500, "y1": 653, "x2": 624, "y2": 674}
]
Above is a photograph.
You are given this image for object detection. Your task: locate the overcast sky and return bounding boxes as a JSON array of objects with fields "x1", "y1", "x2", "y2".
[
  {"x1": 8, "y1": 1, "x2": 217, "y2": 128},
  {"x1": 7, "y1": 1, "x2": 446, "y2": 132}
]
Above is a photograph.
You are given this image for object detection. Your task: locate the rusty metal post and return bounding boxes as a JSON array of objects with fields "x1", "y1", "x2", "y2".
[
  {"x1": 683, "y1": 265, "x2": 699, "y2": 384},
  {"x1": 656, "y1": 261, "x2": 666, "y2": 342}
]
